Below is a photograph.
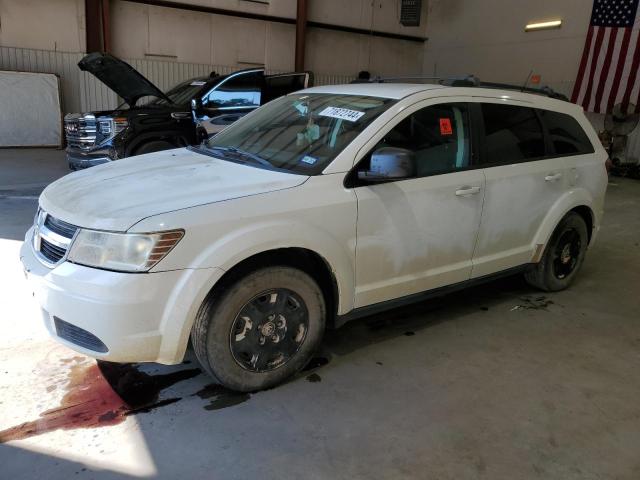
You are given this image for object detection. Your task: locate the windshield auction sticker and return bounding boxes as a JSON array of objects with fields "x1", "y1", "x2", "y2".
[{"x1": 319, "y1": 106, "x2": 365, "y2": 122}]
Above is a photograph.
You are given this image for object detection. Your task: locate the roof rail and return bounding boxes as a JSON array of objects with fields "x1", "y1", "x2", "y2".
[{"x1": 351, "y1": 74, "x2": 569, "y2": 101}]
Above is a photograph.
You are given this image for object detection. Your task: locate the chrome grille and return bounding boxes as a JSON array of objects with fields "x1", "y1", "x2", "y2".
[
  {"x1": 40, "y1": 238, "x2": 66, "y2": 263},
  {"x1": 44, "y1": 215, "x2": 78, "y2": 238},
  {"x1": 32, "y1": 209, "x2": 78, "y2": 267},
  {"x1": 64, "y1": 113, "x2": 97, "y2": 150}
]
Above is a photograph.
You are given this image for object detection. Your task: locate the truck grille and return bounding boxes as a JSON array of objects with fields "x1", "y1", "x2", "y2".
[
  {"x1": 33, "y1": 209, "x2": 79, "y2": 267},
  {"x1": 64, "y1": 114, "x2": 98, "y2": 150}
]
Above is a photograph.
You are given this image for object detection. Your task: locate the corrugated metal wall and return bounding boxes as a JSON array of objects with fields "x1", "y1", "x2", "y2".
[
  {"x1": 2, "y1": 46, "x2": 636, "y2": 161},
  {"x1": 0, "y1": 46, "x2": 354, "y2": 114},
  {"x1": 0, "y1": 47, "x2": 98, "y2": 113}
]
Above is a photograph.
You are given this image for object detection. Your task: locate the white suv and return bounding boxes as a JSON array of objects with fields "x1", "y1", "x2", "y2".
[{"x1": 21, "y1": 82, "x2": 608, "y2": 391}]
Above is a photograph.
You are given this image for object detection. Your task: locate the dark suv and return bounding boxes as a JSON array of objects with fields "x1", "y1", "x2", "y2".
[{"x1": 64, "y1": 53, "x2": 312, "y2": 170}]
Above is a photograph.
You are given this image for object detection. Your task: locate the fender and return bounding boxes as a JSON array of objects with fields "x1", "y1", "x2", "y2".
[
  {"x1": 154, "y1": 221, "x2": 355, "y2": 363},
  {"x1": 531, "y1": 187, "x2": 595, "y2": 258},
  {"x1": 156, "y1": 266, "x2": 226, "y2": 364},
  {"x1": 189, "y1": 220, "x2": 356, "y2": 315}
]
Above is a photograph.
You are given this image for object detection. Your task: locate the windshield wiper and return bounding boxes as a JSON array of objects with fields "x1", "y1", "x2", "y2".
[{"x1": 208, "y1": 146, "x2": 273, "y2": 168}]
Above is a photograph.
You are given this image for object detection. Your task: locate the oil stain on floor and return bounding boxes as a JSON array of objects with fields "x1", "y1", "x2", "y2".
[
  {"x1": 194, "y1": 384, "x2": 250, "y2": 411},
  {"x1": 1, "y1": 352, "x2": 334, "y2": 442},
  {"x1": 0, "y1": 358, "x2": 200, "y2": 443},
  {"x1": 511, "y1": 296, "x2": 555, "y2": 311},
  {"x1": 306, "y1": 373, "x2": 322, "y2": 383}
]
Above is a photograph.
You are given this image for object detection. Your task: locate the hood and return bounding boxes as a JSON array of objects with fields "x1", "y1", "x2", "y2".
[
  {"x1": 40, "y1": 148, "x2": 308, "y2": 231},
  {"x1": 78, "y1": 52, "x2": 172, "y2": 106}
]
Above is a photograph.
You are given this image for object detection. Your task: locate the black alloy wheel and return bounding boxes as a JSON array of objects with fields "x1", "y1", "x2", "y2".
[
  {"x1": 230, "y1": 289, "x2": 309, "y2": 373},
  {"x1": 552, "y1": 228, "x2": 582, "y2": 279}
]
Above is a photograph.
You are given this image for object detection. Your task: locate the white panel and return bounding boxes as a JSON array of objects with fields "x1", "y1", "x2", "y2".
[{"x1": 0, "y1": 71, "x2": 62, "y2": 147}]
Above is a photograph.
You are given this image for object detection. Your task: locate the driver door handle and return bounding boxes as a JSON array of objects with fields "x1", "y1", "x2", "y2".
[
  {"x1": 171, "y1": 112, "x2": 191, "y2": 120},
  {"x1": 455, "y1": 185, "x2": 481, "y2": 196},
  {"x1": 545, "y1": 172, "x2": 563, "y2": 182}
]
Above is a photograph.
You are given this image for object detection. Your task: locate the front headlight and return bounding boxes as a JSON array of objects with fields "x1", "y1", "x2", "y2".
[
  {"x1": 67, "y1": 229, "x2": 184, "y2": 272},
  {"x1": 97, "y1": 117, "x2": 128, "y2": 136}
]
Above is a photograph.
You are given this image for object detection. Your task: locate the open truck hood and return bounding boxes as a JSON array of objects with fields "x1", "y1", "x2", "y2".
[
  {"x1": 39, "y1": 148, "x2": 308, "y2": 232},
  {"x1": 78, "y1": 52, "x2": 172, "y2": 106}
]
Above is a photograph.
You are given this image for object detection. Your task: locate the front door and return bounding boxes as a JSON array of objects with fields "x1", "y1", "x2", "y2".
[
  {"x1": 197, "y1": 70, "x2": 263, "y2": 132},
  {"x1": 352, "y1": 101, "x2": 485, "y2": 308}
]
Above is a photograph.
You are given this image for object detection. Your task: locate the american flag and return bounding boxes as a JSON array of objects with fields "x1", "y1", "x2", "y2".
[{"x1": 572, "y1": 0, "x2": 640, "y2": 113}]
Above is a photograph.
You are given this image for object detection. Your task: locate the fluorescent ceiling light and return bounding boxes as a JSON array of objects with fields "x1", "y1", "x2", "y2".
[{"x1": 525, "y1": 20, "x2": 562, "y2": 31}]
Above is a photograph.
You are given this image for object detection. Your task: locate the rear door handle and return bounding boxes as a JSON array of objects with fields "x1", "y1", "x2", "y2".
[
  {"x1": 545, "y1": 172, "x2": 563, "y2": 182},
  {"x1": 171, "y1": 112, "x2": 191, "y2": 120},
  {"x1": 455, "y1": 185, "x2": 481, "y2": 196}
]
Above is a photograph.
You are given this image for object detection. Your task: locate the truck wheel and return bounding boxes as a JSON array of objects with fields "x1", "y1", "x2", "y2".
[
  {"x1": 525, "y1": 212, "x2": 588, "y2": 292},
  {"x1": 134, "y1": 140, "x2": 174, "y2": 156},
  {"x1": 191, "y1": 267, "x2": 326, "y2": 392}
]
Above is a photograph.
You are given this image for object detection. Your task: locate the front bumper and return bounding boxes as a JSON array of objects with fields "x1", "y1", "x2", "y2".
[
  {"x1": 66, "y1": 148, "x2": 115, "y2": 170},
  {"x1": 20, "y1": 228, "x2": 224, "y2": 364}
]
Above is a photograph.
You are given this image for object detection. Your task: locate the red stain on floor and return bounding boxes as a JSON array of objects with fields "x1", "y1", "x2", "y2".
[{"x1": 0, "y1": 360, "x2": 200, "y2": 443}]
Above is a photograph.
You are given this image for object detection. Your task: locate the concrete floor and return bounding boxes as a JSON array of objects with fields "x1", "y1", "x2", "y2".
[{"x1": 1, "y1": 149, "x2": 639, "y2": 479}]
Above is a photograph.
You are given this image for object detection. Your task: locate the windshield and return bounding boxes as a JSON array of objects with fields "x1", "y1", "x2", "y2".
[
  {"x1": 150, "y1": 77, "x2": 209, "y2": 106},
  {"x1": 201, "y1": 93, "x2": 395, "y2": 175}
]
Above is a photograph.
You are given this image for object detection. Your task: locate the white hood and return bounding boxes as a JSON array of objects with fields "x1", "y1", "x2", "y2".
[{"x1": 40, "y1": 148, "x2": 308, "y2": 231}]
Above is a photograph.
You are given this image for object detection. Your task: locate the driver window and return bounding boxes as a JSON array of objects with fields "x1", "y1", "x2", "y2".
[
  {"x1": 202, "y1": 72, "x2": 262, "y2": 109},
  {"x1": 368, "y1": 103, "x2": 471, "y2": 178}
]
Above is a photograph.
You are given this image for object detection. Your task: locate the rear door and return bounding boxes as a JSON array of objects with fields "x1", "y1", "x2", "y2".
[
  {"x1": 471, "y1": 101, "x2": 568, "y2": 278},
  {"x1": 262, "y1": 73, "x2": 313, "y2": 104}
]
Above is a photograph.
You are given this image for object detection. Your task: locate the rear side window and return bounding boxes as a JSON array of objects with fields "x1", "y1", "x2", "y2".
[
  {"x1": 481, "y1": 104, "x2": 546, "y2": 164},
  {"x1": 538, "y1": 110, "x2": 595, "y2": 155}
]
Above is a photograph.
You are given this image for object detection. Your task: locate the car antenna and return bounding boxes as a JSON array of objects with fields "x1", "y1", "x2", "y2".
[{"x1": 521, "y1": 69, "x2": 533, "y2": 92}]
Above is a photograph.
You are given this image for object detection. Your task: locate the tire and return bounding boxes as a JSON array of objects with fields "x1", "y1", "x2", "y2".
[
  {"x1": 525, "y1": 212, "x2": 589, "y2": 292},
  {"x1": 191, "y1": 266, "x2": 326, "y2": 392},
  {"x1": 134, "y1": 140, "x2": 175, "y2": 156}
]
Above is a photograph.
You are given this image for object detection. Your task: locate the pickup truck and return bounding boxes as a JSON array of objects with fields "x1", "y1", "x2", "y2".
[{"x1": 64, "y1": 53, "x2": 312, "y2": 170}]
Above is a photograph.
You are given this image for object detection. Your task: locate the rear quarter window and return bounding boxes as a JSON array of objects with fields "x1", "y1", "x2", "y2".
[{"x1": 538, "y1": 110, "x2": 595, "y2": 155}]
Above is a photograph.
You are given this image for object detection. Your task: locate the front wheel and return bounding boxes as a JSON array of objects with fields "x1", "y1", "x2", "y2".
[
  {"x1": 134, "y1": 140, "x2": 175, "y2": 156},
  {"x1": 525, "y1": 212, "x2": 589, "y2": 292},
  {"x1": 191, "y1": 267, "x2": 326, "y2": 392}
]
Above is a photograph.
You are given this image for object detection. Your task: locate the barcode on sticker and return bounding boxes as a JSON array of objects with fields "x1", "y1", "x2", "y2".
[{"x1": 319, "y1": 107, "x2": 365, "y2": 122}]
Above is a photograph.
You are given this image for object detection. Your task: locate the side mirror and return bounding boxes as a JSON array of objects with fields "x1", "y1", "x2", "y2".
[
  {"x1": 191, "y1": 98, "x2": 204, "y2": 120},
  {"x1": 357, "y1": 147, "x2": 416, "y2": 182}
]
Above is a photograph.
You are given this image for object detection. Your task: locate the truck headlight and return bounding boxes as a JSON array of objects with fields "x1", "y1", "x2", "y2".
[
  {"x1": 97, "y1": 117, "x2": 128, "y2": 136},
  {"x1": 67, "y1": 229, "x2": 184, "y2": 272},
  {"x1": 113, "y1": 117, "x2": 128, "y2": 133}
]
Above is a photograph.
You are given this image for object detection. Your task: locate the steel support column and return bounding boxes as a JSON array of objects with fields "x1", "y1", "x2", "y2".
[{"x1": 295, "y1": 0, "x2": 307, "y2": 72}]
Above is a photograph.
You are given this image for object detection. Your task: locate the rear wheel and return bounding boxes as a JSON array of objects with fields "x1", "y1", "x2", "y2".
[
  {"x1": 191, "y1": 266, "x2": 326, "y2": 392},
  {"x1": 525, "y1": 212, "x2": 588, "y2": 291}
]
